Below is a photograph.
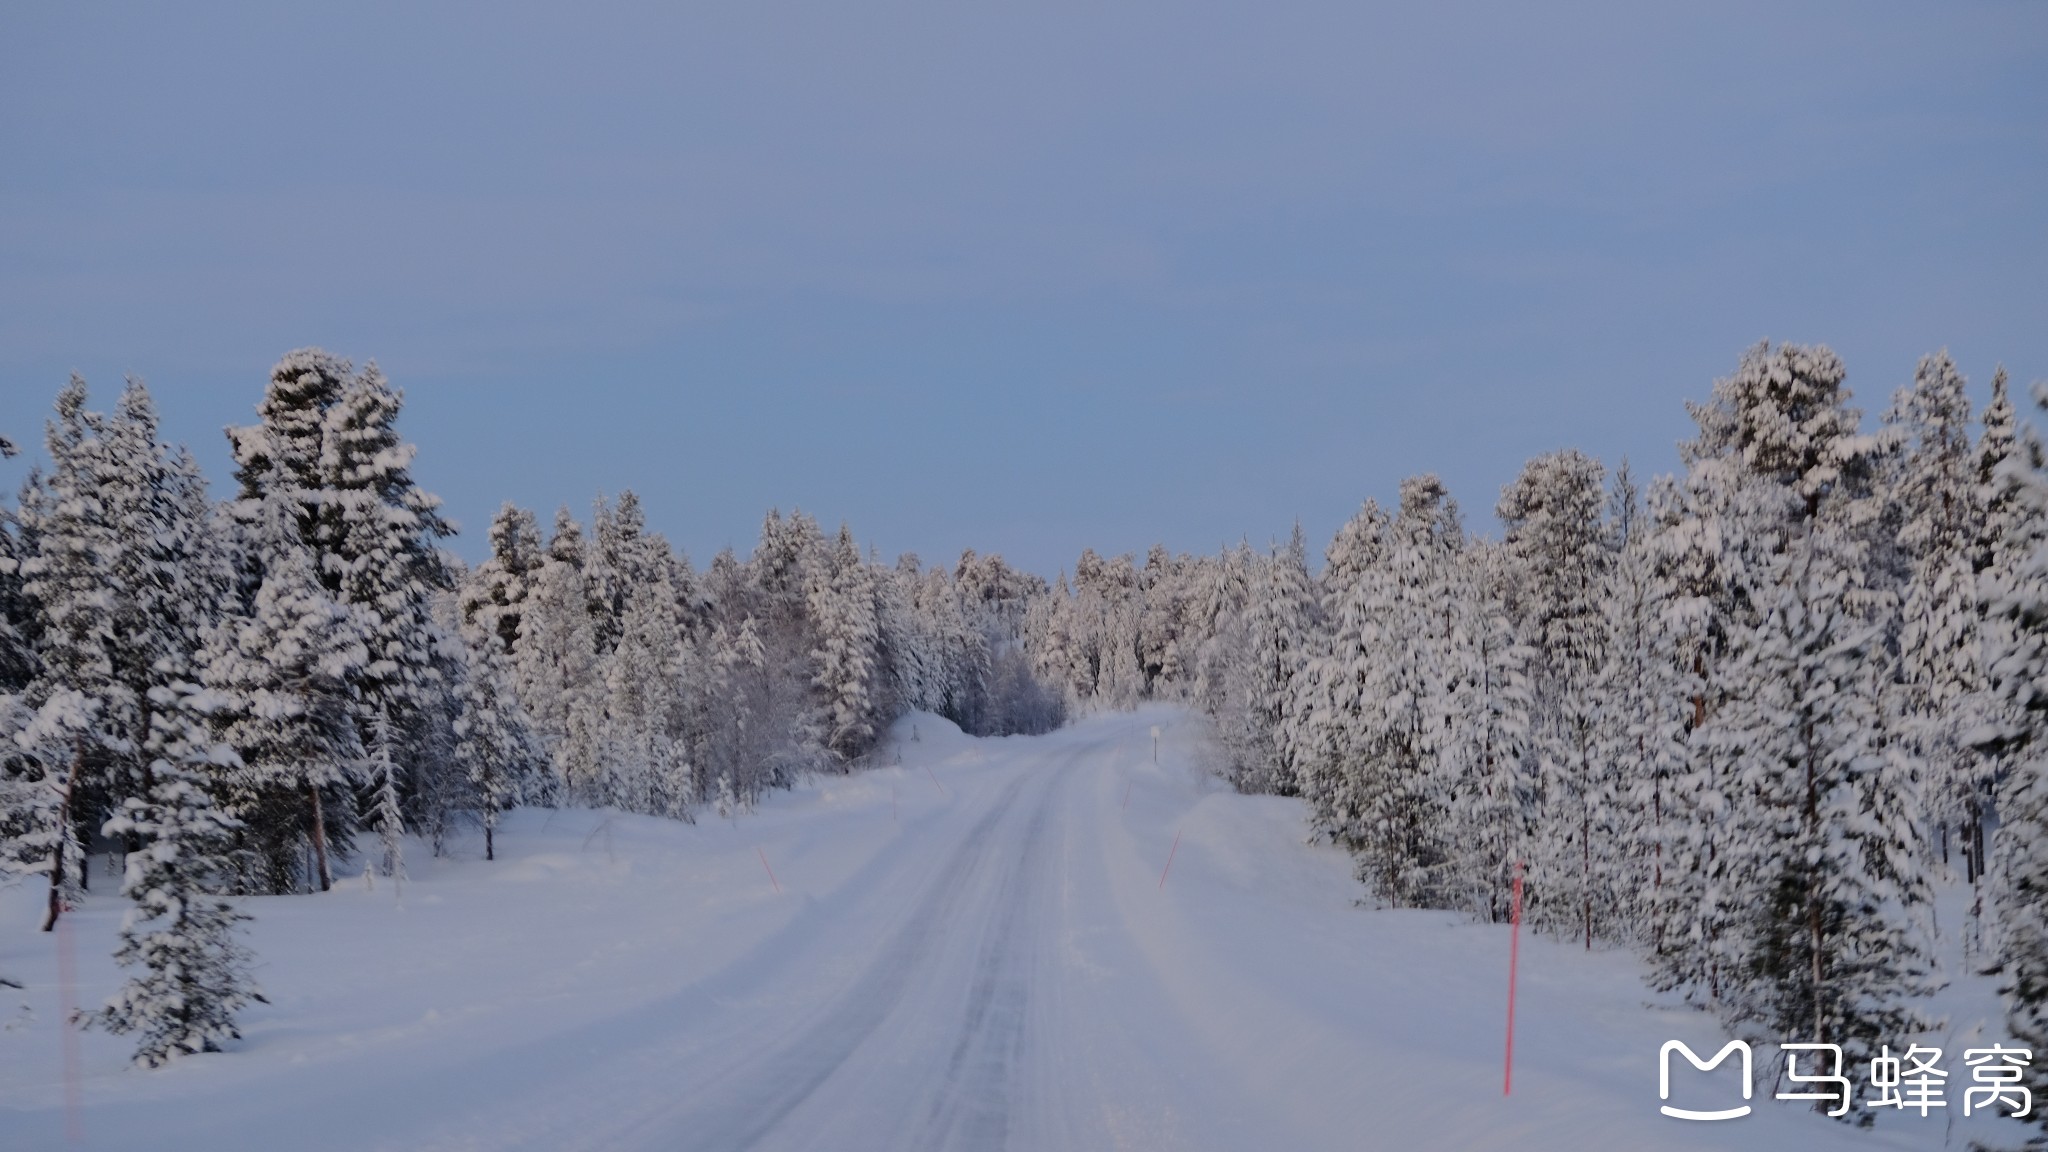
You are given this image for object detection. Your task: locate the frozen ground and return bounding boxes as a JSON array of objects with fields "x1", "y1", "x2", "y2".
[{"x1": 0, "y1": 708, "x2": 2034, "y2": 1150}]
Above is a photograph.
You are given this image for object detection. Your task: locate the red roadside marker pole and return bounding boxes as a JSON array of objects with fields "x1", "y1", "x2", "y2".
[
  {"x1": 757, "y1": 846, "x2": 782, "y2": 894},
  {"x1": 926, "y1": 765, "x2": 946, "y2": 796},
  {"x1": 1158, "y1": 829, "x2": 1182, "y2": 890},
  {"x1": 1504, "y1": 860, "x2": 1524, "y2": 1097},
  {"x1": 1122, "y1": 780, "x2": 1133, "y2": 811}
]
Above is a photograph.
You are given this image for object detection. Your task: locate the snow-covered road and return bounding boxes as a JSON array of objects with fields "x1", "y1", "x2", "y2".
[{"x1": 0, "y1": 709, "x2": 2010, "y2": 1150}]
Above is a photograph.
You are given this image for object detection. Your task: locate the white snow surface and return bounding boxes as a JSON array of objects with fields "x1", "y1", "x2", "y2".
[{"x1": 0, "y1": 708, "x2": 2029, "y2": 1150}]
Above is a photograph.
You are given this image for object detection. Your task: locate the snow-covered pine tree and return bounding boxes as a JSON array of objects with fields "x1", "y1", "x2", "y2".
[
  {"x1": 1885, "y1": 352, "x2": 1995, "y2": 885},
  {"x1": 452, "y1": 572, "x2": 545, "y2": 855},
  {"x1": 1218, "y1": 528, "x2": 1316, "y2": 795},
  {"x1": 1438, "y1": 537, "x2": 1535, "y2": 922},
  {"x1": 227, "y1": 352, "x2": 458, "y2": 850},
  {"x1": 366, "y1": 703, "x2": 405, "y2": 885},
  {"x1": 690, "y1": 615, "x2": 765, "y2": 809},
  {"x1": 1289, "y1": 499, "x2": 1390, "y2": 845},
  {"x1": 15, "y1": 382, "x2": 120, "y2": 928},
  {"x1": 1497, "y1": 449, "x2": 1616, "y2": 948},
  {"x1": 1981, "y1": 369, "x2": 2023, "y2": 584},
  {"x1": 1189, "y1": 544, "x2": 1253, "y2": 722},
  {"x1": 1682, "y1": 343, "x2": 1932, "y2": 1063},
  {"x1": 874, "y1": 556, "x2": 929, "y2": 720},
  {"x1": 600, "y1": 562, "x2": 692, "y2": 816},
  {"x1": 460, "y1": 502, "x2": 544, "y2": 658},
  {"x1": 16, "y1": 379, "x2": 220, "y2": 927},
  {"x1": 1341, "y1": 476, "x2": 1464, "y2": 907},
  {"x1": 1138, "y1": 544, "x2": 1188, "y2": 698},
  {"x1": 8, "y1": 690, "x2": 100, "y2": 931},
  {"x1": 516, "y1": 525, "x2": 599, "y2": 802},
  {"x1": 88, "y1": 691, "x2": 261, "y2": 1067},
  {"x1": 1640, "y1": 454, "x2": 1744, "y2": 1002},
  {"x1": 743, "y1": 510, "x2": 833, "y2": 778},
  {"x1": 1025, "y1": 573, "x2": 1078, "y2": 708},
  {"x1": 1591, "y1": 463, "x2": 1690, "y2": 949},
  {"x1": 200, "y1": 505, "x2": 368, "y2": 893},
  {"x1": 320, "y1": 364, "x2": 459, "y2": 802},
  {"x1": 915, "y1": 561, "x2": 988, "y2": 725},
  {"x1": 585, "y1": 494, "x2": 627, "y2": 656},
  {"x1": 807, "y1": 526, "x2": 882, "y2": 765},
  {"x1": 1977, "y1": 376, "x2": 2048, "y2": 1126},
  {"x1": 1974, "y1": 369, "x2": 2026, "y2": 940},
  {"x1": 0, "y1": 481, "x2": 34, "y2": 694}
]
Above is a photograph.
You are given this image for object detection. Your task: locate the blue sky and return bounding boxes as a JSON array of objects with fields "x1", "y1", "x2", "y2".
[{"x1": 3, "y1": 1, "x2": 2043, "y2": 576}]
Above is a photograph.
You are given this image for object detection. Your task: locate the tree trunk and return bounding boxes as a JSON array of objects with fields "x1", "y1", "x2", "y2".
[
  {"x1": 1810, "y1": 895, "x2": 1825, "y2": 1043},
  {"x1": 41, "y1": 847, "x2": 66, "y2": 932},
  {"x1": 40, "y1": 745, "x2": 84, "y2": 932},
  {"x1": 1804, "y1": 719, "x2": 1824, "y2": 1044},
  {"x1": 308, "y1": 784, "x2": 331, "y2": 893},
  {"x1": 1582, "y1": 810, "x2": 1592, "y2": 950}
]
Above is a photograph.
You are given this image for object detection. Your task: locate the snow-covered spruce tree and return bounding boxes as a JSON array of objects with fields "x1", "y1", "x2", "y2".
[
  {"x1": 806, "y1": 526, "x2": 882, "y2": 766},
  {"x1": 1640, "y1": 456, "x2": 1744, "y2": 1002},
  {"x1": 515, "y1": 508, "x2": 599, "y2": 799},
  {"x1": 1682, "y1": 343, "x2": 1932, "y2": 1062},
  {"x1": 1592, "y1": 464, "x2": 1691, "y2": 950},
  {"x1": 1024, "y1": 573, "x2": 1077, "y2": 707},
  {"x1": 749, "y1": 509, "x2": 834, "y2": 777},
  {"x1": 1100, "y1": 599, "x2": 1147, "y2": 712},
  {"x1": 17, "y1": 379, "x2": 224, "y2": 928},
  {"x1": 226, "y1": 352, "x2": 459, "y2": 850},
  {"x1": 0, "y1": 471, "x2": 35, "y2": 695},
  {"x1": 15, "y1": 383, "x2": 121, "y2": 928},
  {"x1": 584, "y1": 494, "x2": 627, "y2": 656},
  {"x1": 7, "y1": 691, "x2": 100, "y2": 931},
  {"x1": 1885, "y1": 352, "x2": 1996, "y2": 887},
  {"x1": 98, "y1": 383, "x2": 229, "y2": 788},
  {"x1": 1192, "y1": 551, "x2": 1254, "y2": 775},
  {"x1": 584, "y1": 491, "x2": 671, "y2": 659},
  {"x1": 599, "y1": 563, "x2": 692, "y2": 816},
  {"x1": 200, "y1": 507, "x2": 368, "y2": 893},
  {"x1": 1289, "y1": 499, "x2": 1390, "y2": 845},
  {"x1": 1981, "y1": 369, "x2": 2023, "y2": 589},
  {"x1": 1212, "y1": 529, "x2": 1316, "y2": 796},
  {"x1": 1338, "y1": 476, "x2": 1464, "y2": 907},
  {"x1": 322, "y1": 364, "x2": 460, "y2": 817},
  {"x1": 902, "y1": 559, "x2": 989, "y2": 726},
  {"x1": 1497, "y1": 449, "x2": 1617, "y2": 949},
  {"x1": 877, "y1": 558, "x2": 936, "y2": 719},
  {"x1": 453, "y1": 623, "x2": 544, "y2": 859},
  {"x1": 1438, "y1": 538, "x2": 1535, "y2": 922},
  {"x1": 1978, "y1": 376, "x2": 2048, "y2": 1127},
  {"x1": 689, "y1": 614, "x2": 766, "y2": 810},
  {"x1": 460, "y1": 502, "x2": 544, "y2": 658},
  {"x1": 1138, "y1": 544, "x2": 1189, "y2": 698},
  {"x1": 88, "y1": 694, "x2": 261, "y2": 1067},
  {"x1": 365, "y1": 702, "x2": 405, "y2": 884}
]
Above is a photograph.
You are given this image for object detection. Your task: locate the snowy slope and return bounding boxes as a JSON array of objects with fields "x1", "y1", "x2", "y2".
[{"x1": 0, "y1": 709, "x2": 2031, "y2": 1150}]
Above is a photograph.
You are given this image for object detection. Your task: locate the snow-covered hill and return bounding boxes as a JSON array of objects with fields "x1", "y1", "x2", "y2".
[{"x1": 0, "y1": 710, "x2": 2025, "y2": 1150}]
